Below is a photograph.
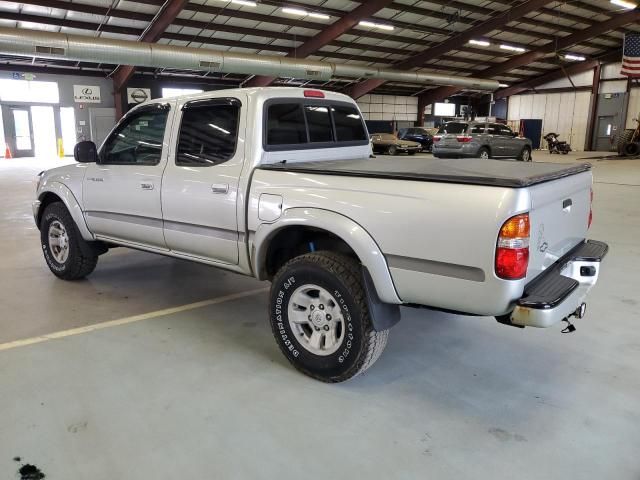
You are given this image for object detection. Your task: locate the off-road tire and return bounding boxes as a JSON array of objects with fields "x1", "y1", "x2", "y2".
[
  {"x1": 40, "y1": 202, "x2": 98, "y2": 280},
  {"x1": 616, "y1": 129, "x2": 635, "y2": 155},
  {"x1": 518, "y1": 147, "x2": 532, "y2": 162},
  {"x1": 269, "y1": 251, "x2": 388, "y2": 383}
]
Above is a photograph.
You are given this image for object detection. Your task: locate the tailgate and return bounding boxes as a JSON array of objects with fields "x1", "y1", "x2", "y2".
[{"x1": 527, "y1": 171, "x2": 592, "y2": 281}]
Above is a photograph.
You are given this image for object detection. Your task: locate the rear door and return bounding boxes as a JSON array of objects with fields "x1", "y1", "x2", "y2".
[
  {"x1": 486, "y1": 123, "x2": 504, "y2": 156},
  {"x1": 161, "y1": 96, "x2": 246, "y2": 265},
  {"x1": 498, "y1": 124, "x2": 519, "y2": 157}
]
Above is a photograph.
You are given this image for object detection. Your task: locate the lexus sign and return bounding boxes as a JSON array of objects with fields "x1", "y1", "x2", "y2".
[{"x1": 73, "y1": 85, "x2": 101, "y2": 103}]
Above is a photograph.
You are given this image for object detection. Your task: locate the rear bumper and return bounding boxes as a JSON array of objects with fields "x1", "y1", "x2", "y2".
[{"x1": 501, "y1": 240, "x2": 608, "y2": 328}]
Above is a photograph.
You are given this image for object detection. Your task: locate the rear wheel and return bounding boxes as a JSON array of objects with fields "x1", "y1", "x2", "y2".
[
  {"x1": 478, "y1": 147, "x2": 490, "y2": 160},
  {"x1": 387, "y1": 145, "x2": 397, "y2": 155},
  {"x1": 40, "y1": 202, "x2": 98, "y2": 280},
  {"x1": 616, "y1": 129, "x2": 635, "y2": 155},
  {"x1": 624, "y1": 142, "x2": 640, "y2": 157},
  {"x1": 269, "y1": 251, "x2": 388, "y2": 383}
]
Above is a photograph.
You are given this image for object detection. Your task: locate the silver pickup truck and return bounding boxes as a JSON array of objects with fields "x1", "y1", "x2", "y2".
[
  {"x1": 33, "y1": 87, "x2": 607, "y2": 382},
  {"x1": 433, "y1": 121, "x2": 533, "y2": 161}
]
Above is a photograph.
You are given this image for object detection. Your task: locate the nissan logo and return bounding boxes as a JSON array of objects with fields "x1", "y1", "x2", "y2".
[
  {"x1": 82, "y1": 87, "x2": 93, "y2": 95},
  {"x1": 130, "y1": 88, "x2": 149, "y2": 103}
]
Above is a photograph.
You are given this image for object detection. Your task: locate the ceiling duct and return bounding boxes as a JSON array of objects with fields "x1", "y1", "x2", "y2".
[{"x1": 0, "y1": 27, "x2": 500, "y2": 91}]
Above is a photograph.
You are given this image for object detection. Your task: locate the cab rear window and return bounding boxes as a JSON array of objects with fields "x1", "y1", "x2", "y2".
[
  {"x1": 437, "y1": 122, "x2": 468, "y2": 134},
  {"x1": 265, "y1": 99, "x2": 368, "y2": 150}
]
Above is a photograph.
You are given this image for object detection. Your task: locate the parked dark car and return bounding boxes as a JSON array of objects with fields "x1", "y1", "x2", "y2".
[
  {"x1": 370, "y1": 133, "x2": 421, "y2": 155},
  {"x1": 398, "y1": 127, "x2": 438, "y2": 152}
]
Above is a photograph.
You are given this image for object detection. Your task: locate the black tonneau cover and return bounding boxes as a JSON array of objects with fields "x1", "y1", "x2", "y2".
[{"x1": 258, "y1": 157, "x2": 591, "y2": 188}]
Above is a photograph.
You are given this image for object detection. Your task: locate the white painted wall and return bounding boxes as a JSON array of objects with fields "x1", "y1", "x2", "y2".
[
  {"x1": 627, "y1": 88, "x2": 640, "y2": 129},
  {"x1": 356, "y1": 94, "x2": 418, "y2": 122},
  {"x1": 508, "y1": 91, "x2": 592, "y2": 151}
]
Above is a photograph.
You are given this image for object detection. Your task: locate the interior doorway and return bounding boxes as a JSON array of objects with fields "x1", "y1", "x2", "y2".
[{"x1": 31, "y1": 105, "x2": 57, "y2": 158}]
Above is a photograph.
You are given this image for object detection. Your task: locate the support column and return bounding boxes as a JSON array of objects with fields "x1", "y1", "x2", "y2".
[
  {"x1": 417, "y1": 96, "x2": 428, "y2": 126},
  {"x1": 585, "y1": 63, "x2": 601, "y2": 151}
]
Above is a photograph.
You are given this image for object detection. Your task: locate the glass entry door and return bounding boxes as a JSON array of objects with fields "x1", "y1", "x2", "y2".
[{"x1": 1, "y1": 106, "x2": 35, "y2": 157}]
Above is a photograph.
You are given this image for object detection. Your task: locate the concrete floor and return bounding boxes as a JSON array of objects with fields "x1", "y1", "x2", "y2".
[{"x1": 1, "y1": 152, "x2": 639, "y2": 479}]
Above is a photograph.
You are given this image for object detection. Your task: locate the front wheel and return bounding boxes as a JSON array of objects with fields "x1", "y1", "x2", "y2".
[
  {"x1": 387, "y1": 145, "x2": 397, "y2": 156},
  {"x1": 269, "y1": 251, "x2": 388, "y2": 383},
  {"x1": 518, "y1": 147, "x2": 532, "y2": 162},
  {"x1": 40, "y1": 202, "x2": 98, "y2": 280},
  {"x1": 408, "y1": 151, "x2": 416, "y2": 155}
]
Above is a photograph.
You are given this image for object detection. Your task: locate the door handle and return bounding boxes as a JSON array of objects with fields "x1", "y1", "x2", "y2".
[
  {"x1": 140, "y1": 181, "x2": 154, "y2": 190},
  {"x1": 211, "y1": 183, "x2": 229, "y2": 194}
]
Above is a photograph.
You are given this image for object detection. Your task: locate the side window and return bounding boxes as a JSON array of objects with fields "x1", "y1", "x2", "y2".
[
  {"x1": 305, "y1": 105, "x2": 333, "y2": 143},
  {"x1": 470, "y1": 124, "x2": 486, "y2": 134},
  {"x1": 176, "y1": 103, "x2": 240, "y2": 167},
  {"x1": 332, "y1": 105, "x2": 367, "y2": 142},
  {"x1": 100, "y1": 107, "x2": 169, "y2": 165},
  {"x1": 266, "y1": 103, "x2": 307, "y2": 145},
  {"x1": 486, "y1": 124, "x2": 501, "y2": 135},
  {"x1": 499, "y1": 125, "x2": 514, "y2": 136}
]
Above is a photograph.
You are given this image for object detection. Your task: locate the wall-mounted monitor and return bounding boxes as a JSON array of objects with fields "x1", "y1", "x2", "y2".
[{"x1": 433, "y1": 102, "x2": 456, "y2": 117}]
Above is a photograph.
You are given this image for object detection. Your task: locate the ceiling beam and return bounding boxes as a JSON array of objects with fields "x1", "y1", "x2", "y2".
[
  {"x1": 494, "y1": 49, "x2": 621, "y2": 99},
  {"x1": 347, "y1": 0, "x2": 556, "y2": 99},
  {"x1": 244, "y1": 0, "x2": 395, "y2": 88},
  {"x1": 111, "y1": 0, "x2": 189, "y2": 89},
  {"x1": 417, "y1": 10, "x2": 640, "y2": 107}
]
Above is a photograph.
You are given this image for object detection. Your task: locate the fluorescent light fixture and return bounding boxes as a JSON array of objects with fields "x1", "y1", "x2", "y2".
[
  {"x1": 500, "y1": 44, "x2": 526, "y2": 53},
  {"x1": 469, "y1": 39, "x2": 490, "y2": 47},
  {"x1": 499, "y1": 83, "x2": 509, "y2": 88},
  {"x1": 610, "y1": 0, "x2": 637, "y2": 9},
  {"x1": 281, "y1": 7, "x2": 330, "y2": 19},
  {"x1": 231, "y1": 0, "x2": 256, "y2": 6},
  {"x1": 565, "y1": 54, "x2": 586, "y2": 61},
  {"x1": 359, "y1": 20, "x2": 394, "y2": 31},
  {"x1": 282, "y1": 7, "x2": 307, "y2": 15}
]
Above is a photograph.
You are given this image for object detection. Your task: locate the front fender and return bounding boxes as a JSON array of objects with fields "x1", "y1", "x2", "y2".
[
  {"x1": 38, "y1": 181, "x2": 94, "y2": 241},
  {"x1": 252, "y1": 207, "x2": 401, "y2": 304}
]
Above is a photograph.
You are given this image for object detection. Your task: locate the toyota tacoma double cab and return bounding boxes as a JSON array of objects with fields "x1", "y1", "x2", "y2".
[{"x1": 33, "y1": 87, "x2": 607, "y2": 382}]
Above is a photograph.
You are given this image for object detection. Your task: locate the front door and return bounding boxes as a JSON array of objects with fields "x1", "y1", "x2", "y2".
[
  {"x1": 2, "y1": 106, "x2": 34, "y2": 157},
  {"x1": 594, "y1": 115, "x2": 615, "y2": 152},
  {"x1": 161, "y1": 96, "x2": 246, "y2": 265},
  {"x1": 83, "y1": 103, "x2": 174, "y2": 249}
]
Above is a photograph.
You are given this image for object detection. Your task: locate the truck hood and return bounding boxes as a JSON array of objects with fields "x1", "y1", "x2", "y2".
[{"x1": 259, "y1": 157, "x2": 591, "y2": 188}]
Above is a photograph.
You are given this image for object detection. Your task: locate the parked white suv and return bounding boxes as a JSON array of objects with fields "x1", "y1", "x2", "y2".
[{"x1": 34, "y1": 87, "x2": 607, "y2": 382}]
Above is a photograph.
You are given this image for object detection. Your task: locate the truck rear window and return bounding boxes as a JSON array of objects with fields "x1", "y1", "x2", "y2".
[
  {"x1": 265, "y1": 100, "x2": 367, "y2": 150},
  {"x1": 437, "y1": 122, "x2": 468, "y2": 134}
]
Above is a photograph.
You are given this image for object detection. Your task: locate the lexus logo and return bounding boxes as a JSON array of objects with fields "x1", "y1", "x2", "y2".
[{"x1": 82, "y1": 87, "x2": 93, "y2": 95}]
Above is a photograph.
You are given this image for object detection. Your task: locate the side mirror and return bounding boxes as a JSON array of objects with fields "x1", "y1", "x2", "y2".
[{"x1": 74, "y1": 141, "x2": 98, "y2": 163}]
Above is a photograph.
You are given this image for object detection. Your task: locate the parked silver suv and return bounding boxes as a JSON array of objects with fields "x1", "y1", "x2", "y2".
[{"x1": 432, "y1": 121, "x2": 532, "y2": 161}]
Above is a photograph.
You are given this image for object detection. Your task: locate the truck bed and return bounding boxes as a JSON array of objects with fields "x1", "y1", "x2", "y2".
[{"x1": 259, "y1": 157, "x2": 591, "y2": 188}]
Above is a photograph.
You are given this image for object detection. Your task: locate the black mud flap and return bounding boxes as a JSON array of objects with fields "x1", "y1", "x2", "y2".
[{"x1": 362, "y1": 267, "x2": 401, "y2": 332}]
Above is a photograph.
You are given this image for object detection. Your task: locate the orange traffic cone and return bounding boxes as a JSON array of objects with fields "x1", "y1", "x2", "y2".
[{"x1": 4, "y1": 145, "x2": 12, "y2": 159}]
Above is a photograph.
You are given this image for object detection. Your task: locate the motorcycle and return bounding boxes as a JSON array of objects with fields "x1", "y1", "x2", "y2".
[{"x1": 543, "y1": 132, "x2": 571, "y2": 154}]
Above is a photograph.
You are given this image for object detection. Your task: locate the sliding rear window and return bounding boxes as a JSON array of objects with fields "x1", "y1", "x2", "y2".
[{"x1": 264, "y1": 99, "x2": 368, "y2": 151}]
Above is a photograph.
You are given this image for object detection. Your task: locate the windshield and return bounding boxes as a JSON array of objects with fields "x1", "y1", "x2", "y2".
[
  {"x1": 437, "y1": 122, "x2": 468, "y2": 134},
  {"x1": 373, "y1": 133, "x2": 396, "y2": 140}
]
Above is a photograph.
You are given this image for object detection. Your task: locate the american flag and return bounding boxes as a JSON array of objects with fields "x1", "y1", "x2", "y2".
[{"x1": 621, "y1": 33, "x2": 640, "y2": 78}]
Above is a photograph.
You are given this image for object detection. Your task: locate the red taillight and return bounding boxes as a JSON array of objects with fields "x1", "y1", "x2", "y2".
[
  {"x1": 304, "y1": 90, "x2": 325, "y2": 98},
  {"x1": 495, "y1": 213, "x2": 530, "y2": 280},
  {"x1": 433, "y1": 136, "x2": 442, "y2": 142},
  {"x1": 456, "y1": 135, "x2": 473, "y2": 143},
  {"x1": 588, "y1": 188, "x2": 593, "y2": 228}
]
